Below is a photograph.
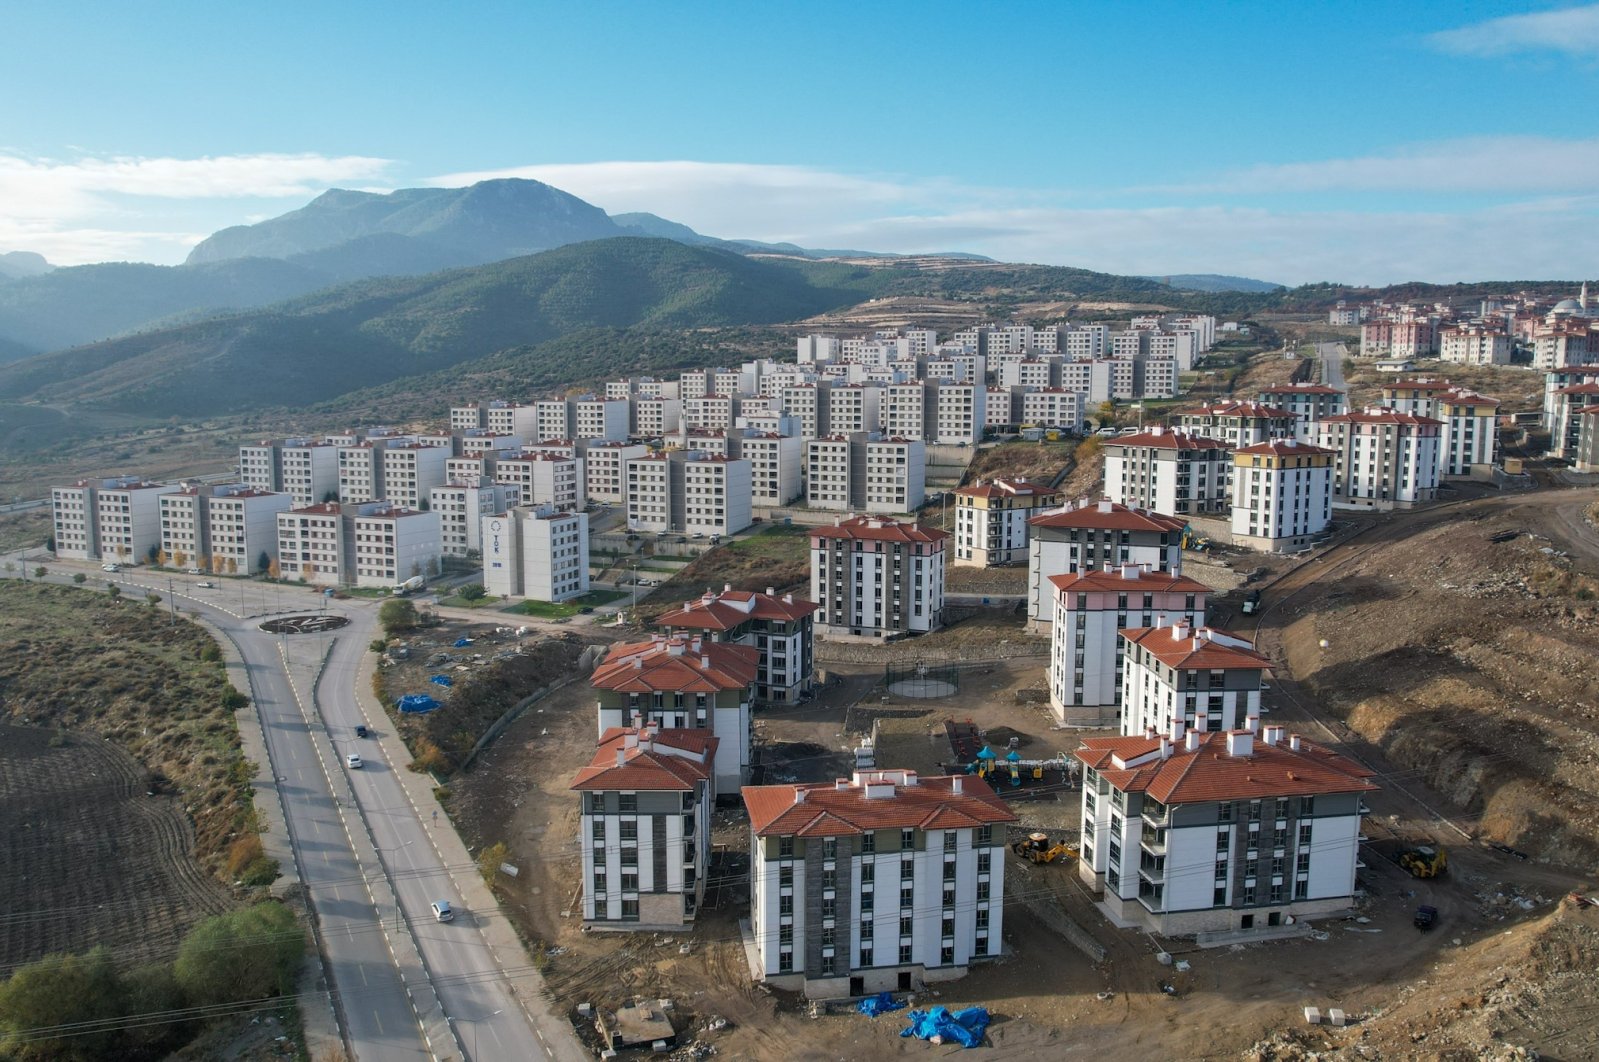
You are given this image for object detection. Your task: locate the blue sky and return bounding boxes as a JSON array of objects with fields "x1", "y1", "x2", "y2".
[{"x1": 2, "y1": 1, "x2": 1596, "y2": 284}]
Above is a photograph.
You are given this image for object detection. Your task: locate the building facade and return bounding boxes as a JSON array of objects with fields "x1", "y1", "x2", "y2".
[
  {"x1": 1119, "y1": 621, "x2": 1269, "y2": 738},
  {"x1": 1228, "y1": 440, "x2": 1335, "y2": 553},
  {"x1": 810, "y1": 516, "x2": 946, "y2": 640},
  {"x1": 952, "y1": 478, "x2": 1061, "y2": 567},
  {"x1": 480, "y1": 505, "x2": 590, "y2": 601},
  {"x1": 1026, "y1": 499, "x2": 1185, "y2": 629},
  {"x1": 1103, "y1": 429, "x2": 1232, "y2": 517},
  {"x1": 1318, "y1": 411, "x2": 1442, "y2": 510},
  {"x1": 655, "y1": 588, "x2": 820, "y2": 704}
]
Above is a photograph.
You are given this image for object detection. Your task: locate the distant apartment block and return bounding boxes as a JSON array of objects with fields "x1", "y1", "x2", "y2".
[
  {"x1": 1018, "y1": 389, "x2": 1083, "y2": 432},
  {"x1": 495, "y1": 452, "x2": 585, "y2": 512},
  {"x1": 582, "y1": 442, "x2": 649, "y2": 505},
  {"x1": 733, "y1": 432, "x2": 803, "y2": 507},
  {"x1": 1256, "y1": 384, "x2": 1347, "y2": 445},
  {"x1": 1439, "y1": 324, "x2": 1511, "y2": 366},
  {"x1": 430, "y1": 479, "x2": 520, "y2": 557},
  {"x1": 625, "y1": 451, "x2": 752, "y2": 536},
  {"x1": 656, "y1": 587, "x2": 819, "y2": 704},
  {"x1": 380, "y1": 442, "x2": 449, "y2": 511},
  {"x1": 1318, "y1": 410, "x2": 1442, "y2": 509},
  {"x1": 352, "y1": 504, "x2": 442, "y2": 589},
  {"x1": 1119, "y1": 620, "x2": 1269, "y2": 738},
  {"x1": 1026, "y1": 499, "x2": 1185, "y2": 629},
  {"x1": 804, "y1": 435, "x2": 926, "y2": 514},
  {"x1": 1178, "y1": 401, "x2": 1297, "y2": 450},
  {"x1": 208, "y1": 487, "x2": 294, "y2": 575}
]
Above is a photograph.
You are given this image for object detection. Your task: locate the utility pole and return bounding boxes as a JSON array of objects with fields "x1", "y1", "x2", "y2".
[{"x1": 168, "y1": 575, "x2": 177, "y2": 625}]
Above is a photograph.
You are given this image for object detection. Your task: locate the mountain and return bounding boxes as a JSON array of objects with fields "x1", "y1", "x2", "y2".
[
  {"x1": 1146, "y1": 273, "x2": 1283, "y2": 293},
  {"x1": 0, "y1": 251, "x2": 53, "y2": 280},
  {"x1": 187, "y1": 179, "x2": 624, "y2": 269},
  {"x1": 0, "y1": 238, "x2": 874, "y2": 418}
]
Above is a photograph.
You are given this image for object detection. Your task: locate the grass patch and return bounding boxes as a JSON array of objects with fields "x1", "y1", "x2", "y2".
[{"x1": 502, "y1": 588, "x2": 625, "y2": 619}]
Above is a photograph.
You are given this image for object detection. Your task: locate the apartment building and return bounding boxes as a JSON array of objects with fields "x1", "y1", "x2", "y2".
[
  {"x1": 952, "y1": 478, "x2": 1061, "y2": 567},
  {"x1": 864, "y1": 438, "x2": 925, "y2": 514},
  {"x1": 1549, "y1": 382, "x2": 1599, "y2": 458},
  {"x1": 572, "y1": 726, "x2": 718, "y2": 929},
  {"x1": 781, "y1": 382, "x2": 831, "y2": 439},
  {"x1": 742, "y1": 769, "x2": 1015, "y2": 998},
  {"x1": 1047, "y1": 565, "x2": 1209, "y2": 727},
  {"x1": 276, "y1": 503, "x2": 348, "y2": 584},
  {"x1": 450, "y1": 403, "x2": 486, "y2": 430},
  {"x1": 336, "y1": 442, "x2": 385, "y2": 504},
  {"x1": 625, "y1": 450, "x2": 753, "y2": 536},
  {"x1": 1103, "y1": 429, "x2": 1231, "y2": 517},
  {"x1": 590, "y1": 634, "x2": 757, "y2": 792},
  {"x1": 95, "y1": 478, "x2": 174, "y2": 565},
  {"x1": 351, "y1": 504, "x2": 442, "y2": 589},
  {"x1": 485, "y1": 401, "x2": 538, "y2": 439},
  {"x1": 1576, "y1": 409, "x2": 1599, "y2": 472},
  {"x1": 1541, "y1": 367, "x2": 1599, "y2": 431},
  {"x1": 457, "y1": 430, "x2": 521, "y2": 457},
  {"x1": 655, "y1": 587, "x2": 819, "y2": 703},
  {"x1": 279, "y1": 439, "x2": 340, "y2": 507},
  {"x1": 495, "y1": 451, "x2": 585, "y2": 512},
  {"x1": 481, "y1": 504, "x2": 589, "y2": 601},
  {"x1": 1360, "y1": 318, "x2": 1437, "y2": 358},
  {"x1": 881, "y1": 382, "x2": 930, "y2": 441},
  {"x1": 810, "y1": 515, "x2": 946, "y2": 640},
  {"x1": 1075, "y1": 724, "x2": 1377, "y2": 936},
  {"x1": 1178, "y1": 401, "x2": 1297, "y2": 450},
  {"x1": 1019, "y1": 388, "x2": 1083, "y2": 432},
  {"x1": 682, "y1": 395, "x2": 738, "y2": 432},
  {"x1": 797, "y1": 335, "x2": 842, "y2": 363},
  {"x1": 1533, "y1": 323, "x2": 1598, "y2": 371},
  {"x1": 429, "y1": 479, "x2": 520, "y2": 557},
  {"x1": 158, "y1": 486, "x2": 214, "y2": 567},
  {"x1": 1439, "y1": 324, "x2": 1512, "y2": 365},
  {"x1": 633, "y1": 397, "x2": 682, "y2": 438},
  {"x1": 985, "y1": 387, "x2": 1019, "y2": 430},
  {"x1": 828, "y1": 384, "x2": 881, "y2": 435},
  {"x1": 1436, "y1": 391, "x2": 1500, "y2": 476},
  {"x1": 1026, "y1": 499, "x2": 1185, "y2": 629},
  {"x1": 804, "y1": 434, "x2": 926, "y2": 514},
  {"x1": 1229, "y1": 440, "x2": 1335, "y2": 553},
  {"x1": 208, "y1": 487, "x2": 293, "y2": 576},
  {"x1": 804, "y1": 435, "x2": 858, "y2": 510},
  {"x1": 534, "y1": 399, "x2": 574, "y2": 442},
  {"x1": 379, "y1": 442, "x2": 449, "y2": 511},
  {"x1": 582, "y1": 441, "x2": 649, "y2": 504},
  {"x1": 237, "y1": 441, "x2": 283, "y2": 496},
  {"x1": 1119, "y1": 620, "x2": 1270, "y2": 738},
  {"x1": 682, "y1": 428, "x2": 730, "y2": 456},
  {"x1": 732, "y1": 432, "x2": 803, "y2": 507},
  {"x1": 1256, "y1": 384, "x2": 1347, "y2": 444},
  {"x1": 1318, "y1": 410, "x2": 1442, "y2": 509},
  {"x1": 998, "y1": 357, "x2": 1057, "y2": 389},
  {"x1": 569, "y1": 397, "x2": 628, "y2": 441}
]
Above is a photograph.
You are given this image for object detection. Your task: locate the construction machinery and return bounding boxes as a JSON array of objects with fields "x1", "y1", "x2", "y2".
[
  {"x1": 1398, "y1": 843, "x2": 1448, "y2": 879},
  {"x1": 1010, "y1": 832, "x2": 1077, "y2": 865},
  {"x1": 1180, "y1": 526, "x2": 1211, "y2": 552}
]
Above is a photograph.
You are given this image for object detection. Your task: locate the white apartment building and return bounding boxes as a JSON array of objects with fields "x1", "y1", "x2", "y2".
[
  {"x1": 952, "y1": 478, "x2": 1061, "y2": 567},
  {"x1": 742, "y1": 769, "x2": 1016, "y2": 998},
  {"x1": 572, "y1": 726, "x2": 718, "y2": 929},
  {"x1": 734, "y1": 432, "x2": 803, "y2": 507},
  {"x1": 380, "y1": 442, "x2": 449, "y2": 511},
  {"x1": 998, "y1": 357, "x2": 1057, "y2": 389},
  {"x1": 1548, "y1": 382, "x2": 1599, "y2": 458},
  {"x1": 1256, "y1": 385, "x2": 1347, "y2": 445},
  {"x1": 1120, "y1": 620, "x2": 1269, "y2": 738},
  {"x1": 280, "y1": 440, "x2": 340, "y2": 507},
  {"x1": 1076, "y1": 725, "x2": 1377, "y2": 936},
  {"x1": 985, "y1": 387, "x2": 1018, "y2": 430},
  {"x1": 481, "y1": 504, "x2": 589, "y2": 601},
  {"x1": 625, "y1": 451, "x2": 753, "y2": 536},
  {"x1": 797, "y1": 334, "x2": 842, "y2": 363},
  {"x1": 276, "y1": 503, "x2": 347, "y2": 584},
  {"x1": 450, "y1": 403, "x2": 486, "y2": 430},
  {"x1": 1436, "y1": 391, "x2": 1500, "y2": 477},
  {"x1": 582, "y1": 442, "x2": 649, "y2": 504},
  {"x1": 1047, "y1": 565, "x2": 1209, "y2": 727},
  {"x1": 881, "y1": 382, "x2": 930, "y2": 441},
  {"x1": 1103, "y1": 429, "x2": 1231, "y2": 517},
  {"x1": 682, "y1": 428, "x2": 730, "y2": 456},
  {"x1": 782, "y1": 383, "x2": 831, "y2": 439},
  {"x1": 804, "y1": 435, "x2": 857, "y2": 511},
  {"x1": 682, "y1": 395, "x2": 738, "y2": 431},
  {"x1": 1576, "y1": 409, "x2": 1599, "y2": 472},
  {"x1": 1533, "y1": 323, "x2": 1597, "y2": 371},
  {"x1": 1440, "y1": 324, "x2": 1512, "y2": 366},
  {"x1": 496, "y1": 452, "x2": 585, "y2": 512},
  {"x1": 656, "y1": 587, "x2": 820, "y2": 704},
  {"x1": 430, "y1": 480, "x2": 519, "y2": 557},
  {"x1": 810, "y1": 516, "x2": 946, "y2": 640},
  {"x1": 1019, "y1": 388, "x2": 1083, "y2": 432},
  {"x1": 1542, "y1": 367, "x2": 1599, "y2": 432},
  {"x1": 208, "y1": 487, "x2": 293, "y2": 576},
  {"x1": 457, "y1": 430, "x2": 520, "y2": 457},
  {"x1": 1229, "y1": 440, "x2": 1335, "y2": 553},
  {"x1": 1026, "y1": 499, "x2": 1186, "y2": 629},
  {"x1": 351, "y1": 504, "x2": 442, "y2": 589},
  {"x1": 864, "y1": 438, "x2": 925, "y2": 514},
  {"x1": 1318, "y1": 410, "x2": 1442, "y2": 510},
  {"x1": 633, "y1": 397, "x2": 682, "y2": 438},
  {"x1": 574, "y1": 397, "x2": 630, "y2": 441},
  {"x1": 158, "y1": 486, "x2": 213, "y2": 567},
  {"x1": 337, "y1": 443, "x2": 385, "y2": 504},
  {"x1": 534, "y1": 399, "x2": 574, "y2": 443},
  {"x1": 485, "y1": 401, "x2": 538, "y2": 439},
  {"x1": 804, "y1": 435, "x2": 926, "y2": 513},
  {"x1": 828, "y1": 385, "x2": 881, "y2": 435},
  {"x1": 94, "y1": 478, "x2": 174, "y2": 566},
  {"x1": 237, "y1": 442, "x2": 282, "y2": 495},
  {"x1": 1178, "y1": 401, "x2": 1297, "y2": 450}
]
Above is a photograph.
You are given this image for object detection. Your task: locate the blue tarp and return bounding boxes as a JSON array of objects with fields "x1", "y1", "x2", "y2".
[
  {"x1": 899, "y1": 1006, "x2": 991, "y2": 1048},
  {"x1": 429, "y1": 674, "x2": 453, "y2": 687},
  {"x1": 857, "y1": 992, "x2": 905, "y2": 1017},
  {"x1": 396, "y1": 694, "x2": 441, "y2": 714},
  {"x1": 452, "y1": 637, "x2": 473, "y2": 648}
]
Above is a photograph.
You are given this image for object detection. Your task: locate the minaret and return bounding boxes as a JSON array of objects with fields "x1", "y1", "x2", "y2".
[{"x1": 1581, "y1": 282, "x2": 1588, "y2": 312}]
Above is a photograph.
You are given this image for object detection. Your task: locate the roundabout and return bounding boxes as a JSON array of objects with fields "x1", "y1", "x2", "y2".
[{"x1": 259, "y1": 614, "x2": 349, "y2": 635}]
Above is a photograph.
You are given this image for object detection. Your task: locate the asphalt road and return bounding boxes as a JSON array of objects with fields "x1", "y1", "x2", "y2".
[{"x1": 1317, "y1": 341, "x2": 1347, "y2": 389}]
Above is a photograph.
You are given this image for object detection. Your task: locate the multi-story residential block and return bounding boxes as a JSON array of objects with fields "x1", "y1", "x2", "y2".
[
  {"x1": 571, "y1": 725, "x2": 718, "y2": 929},
  {"x1": 1318, "y1": 410, "x2": 1442, "y2": 509},
  {"x1": 89, "y1": 478, "x2": 174, "y2": 565},
  {"x1": 1532, "y1": 323, "x2": 1598, "y2": 371},
  {"x1": 804, "y1": 435, "x2": 857, "y2": 510},
  {"x1": 590, "y1": 634, "x2": 757, "y2": 792},
  {"x1": 1026, "y1": 499, "x2": 1185, "y2": 629},
  {"x1": 237, "y1": 441, "x2": 282, "y2": 495},
  {"x1": 864, "y1": 438, "x2": 925, "y2": 514},
  {"x1": 208, "y1": 487, "x2": 294, "y2": 576},
  {"x1": 804, "y1": 434, "x2": 926, "y2": 513},
  {"x1": 1047, "y1": 565, "x2": 1209, "y2": 726},
  {"x1": 1360, "y1": 318, "x2": 1438, "y2": 359},
  {"x1": 534, "y1": 398, "x2": 574, "y2": 443},
  {"x1": 1576, "y1": 408, "x2": 1599, "y2": 472},
  {"x1": 681, "y1": 428, "x2": 731, "y2": 456},
  {"x1": 732, "y1": 432, "x2": 803, "y2": 507},
  {"x1": 781, "y1": 382, "x2": 831, "y2": 439},
  {"x1": 1378, "y1": 377, "x2": 1456, "y2": 420},
  {"x1": 679, "y1": 368, "x2": 712, "y2": 399},
  {"x1": 485, "y1": 401, "x2": 538, "y2": 439},
  {"x1": 810, "y1": 515, "x2": 946, "y2": 639},
  {"x1": 573, "y1": 397, "x2": 630, "y2": 441},
  {"x1": 682, "y1": 395, "x2": 738, "y2": 432},
  {"x1": 351, "y1": 504, "x2": 442, "y2": 589},
  {"x1": 984, "y1": 387, "x2": 1018, "y2": 430},
  {"x1": 1229, "y1": 440, "x2": 1335, "y2": 552},
  {"x1": 336, "y1": 442, "x2": 385, "y2": 504},
  {"x1": 797, "y1": 335, "x2": 842, "y2": 363},
  {"x1": 952, "y1": 478, "x2": 1061, "y2": 567},
  {"x1": 632, "y1": 397, "x2": 682, "y2": 438},
  {"x1": 581, "y1": 441, "x2": 649, "y2": 504},
  {"x1": 1549, "y1": 382, "x2": 1599, "y2": 458},
  {"x1": 1256, "y1": 384, "x2": 1348, "y2": 444},
  {"x1": 1542, "y1": 367, "x2": 1599, "y2": 431},
  {"x1": 158, "y1": 485, "x2": 214, "y2": 567},
  {"x1": 1103, "y1": 429, "x2": 1231, "y2": 517},
  {"x1": 379, "y1": 442, "x2": 449, "y2": 511},
  {"x1": 429, "y1": 479, "x2": 519, "y2": 557},
  {"x1": 1019, "y1": 388, "x2": 1083, "y2": 432},
  {"x1": 827, "y1": 384, "x2": 881, "y2": 435},
  {"x1": 1075, "y1": 724, "x2": 1377, "y2": 935},
  {"x1": 742, "y1": 769, "x2": 1016, "y2": 997},
  {"x1": 656, "y1": 587, "x2": 820, "y2": 704},
  {"x1": 625, "y1": 451, "x2": 752, "y2": 536},
  {"x1": 279, "y1": 439, "x2": 340, "y2": 507},
  {"x1": 1439, "y1": 324, "x2": 1511, "y2": 365},
  {"x1": 998, "y1": 357, "x2": 1058, "y2": 389},
  {"x1": 450, "y1": 403, "x2": 486, "y2": 430},
  {"x1": 480, "y1": 504, "x2": 589, "y2": 601},
  {"x1": 457, "y1": 429, "x2": 521, "y2": 457},
  {"x1": 1178, "y1": 401, "x2": 1297, "y2": 449},
  {"x1": 881, "y1": 382, "x2": 930, "y2": 441},
  {"x1": 276, "y1": 503, "x2": 348, "y2": 584},
  {"x1": 495, "y1": 451, "x2": 585, "y2": 512},
  {"x1": 1119, "y1": 620, "x2": 1269, "y2": 737},
  {"x1": 1436, "y1": 390, "x2": 1500, "y2": 476}
]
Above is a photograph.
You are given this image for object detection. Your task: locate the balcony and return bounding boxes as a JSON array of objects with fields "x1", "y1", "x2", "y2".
[{"x1": 1139, "y1": 827, "x2": 1167, "y2": 856}]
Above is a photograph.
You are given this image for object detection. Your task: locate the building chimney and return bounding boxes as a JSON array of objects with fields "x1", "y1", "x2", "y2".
[
  {"x1": 1245, "y1": 714, "x2": 1260, "y2": 733},
  {"x1": 1098, "y1": 498, "x2": 1112, "y2": 513},
  {"x1": 616, "y1": 748, "x2": 626, "y2": 767},
  {"x1": 952, "y1": 776, "x2": 964, "y2": 795},
  {"x1": 1289, "y1": 734, "x2": 1303, "y2": 752},
  {"x1": 1159, "y1": 737, "x2": 1172, "y2": 760},
  {"x1": 1121, "y1": 562, "x2": 1139, "y2": 580},
  {"x1": 1226, "y1": 730, "x2": 1254, "y2": 757},
  {"x1": 794, "y1": 788, "x2": 806, "y2": 804},
  {"x1": 1169, "y1": 717, "x2": 1185, "y2": 743},
  {"x1": 624, "y1": 732, "x2": 639, "y2": 749},
  {"x1": 766, "y1": 586, "x2": 775, "y2": 596},
  {"x1": 1262, "y1": 725, "x2": 1284, "y2": 747},
  {"x1": 725, "y1": 583, "x2": 733, "y2": 593},
  {"x1": 1184, "y1": 729, "x2": 1201, "y2": 752}
]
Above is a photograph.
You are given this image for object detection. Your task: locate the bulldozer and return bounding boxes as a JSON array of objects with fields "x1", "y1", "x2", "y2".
[
  {"x1": 1398, "y1": 843, "x2": 1448, "y2": 879},
  {"x1": 1011, "y1": 832, "x2": 1077, "y2": 865}
]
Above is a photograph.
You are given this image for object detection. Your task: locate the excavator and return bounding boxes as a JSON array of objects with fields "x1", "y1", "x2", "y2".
[
  {"x1": 1398, "y1": 843, "x2": 1447, "y2": 879},
  {"x1": 1010, "y1": 832, "x2": 1077, "y2": 865}
]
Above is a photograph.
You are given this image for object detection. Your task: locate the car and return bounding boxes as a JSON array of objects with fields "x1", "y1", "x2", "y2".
[
  {"x1": 345, "y1": 754, "x2": 363, "y2": 769},
  {"x1": 187, "y1": 567, "x2": 203, "y2": 575},
  {"x1": 579, "y1": 606, "x2": 595, "y2": 614},
  {"x1": 196, "y1": 581, "x2": 215, "y2": 589},
  {"x1": 691, "y1": 532, "x2": 705, "y2": 539},
  {"x1": 355, "y1": 724, "x2": 369, "y2": 738},
  {"x1": 102, "y1": 563, "x2": 121, "y2": 573},
  {"x1": 431, "y1": 900, "x2": 454, "y2": 922},
  {"x1": 1414, "y1": 904, "x2": 1438, "y2": 931}
]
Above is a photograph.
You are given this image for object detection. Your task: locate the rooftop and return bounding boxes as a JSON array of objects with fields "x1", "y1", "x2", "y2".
[
  {"x1": 590, "y1": 635, "x2": 758, "y2": 695},
  {"x1": 655, "y1": 587, "x2": 820, "y2": 631},
  {"x1": 1121, "y1": 622, "x2": 1271, "y2": 671},
  {"x1": 809, "y1": 515, "x2": 948, "y2": 545},
  {"x1": 954, "y1": 478, "x2": 1060, "y2": 500},
  {"x1": 1029, "y1": 498, "x2": 1186, "y2": 533},
  {"x1": 743, "y1": 770, "x2": 1017, "y2": 837},
  {"x1": 1103, "y1": 428, "x2": 1229, "y2": 450},
  {"x1": 569, "y1": 726, "x2": 717, "y2": 793},
  {"x1": 1049, "y1": 564, "x2": 1211, "y2": 595},
  {"x1": 1233, "y1": 439, "x2": 1335, "y2": 457},
  {"x1": 1076, "y1": 728, "x2": 1378, "y2": 803}
]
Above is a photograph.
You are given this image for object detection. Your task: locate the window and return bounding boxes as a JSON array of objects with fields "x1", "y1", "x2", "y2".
[
  {"x1": 861, "y1": 833, "x2": 876, "y2": 854},
  {"x1": 779, "y1": 865, "x2": 793, "y2": 887},
  {"x1": 977, "y1": 880, "x2": 989, "y2": 901},
  {"x1": 822, "y1": 897, "x2": 835, "y2": 918},
  {"x1": 861, "y1": 890, "x2": 874, "y2": 912},
  {"x1": 618, "y1": 792, "x2": 637, "y2": 813},
  {"x1": 779, "y1": 836, "x2": 794, "y2": 857},
  {"x1": 860, "y1": 948, "x2": 873, "y2": 968},
  {"x1": 944, "y1": 832, "x2": 957, "y2": 852},
  {"x1": 779, "y1": 894, "x2": 792, "y2": 916},
  {"x1": 823, "y1": 837, "x2": 837, "y2": 859},
  {"x1": 860, "y1": 919, "x2": 874, "y2": 940},
  {"x1": 977, "y1": 852, "x2": 990, "y2": 874},
  {"x1": 940, "y1": 945, "x2": 955, "y2": 966},
  {"x1": 861, "y1": 862, "x2": 874, "y2": 883},
  {"x1": 619, "y1": 819, "x2": 638, "y2": 842},
  {"x1": 779, "y1": 924, "x2": 793, "y2": 945},
  {"x1": 977, "y1": 825, "x2": 992, "y2": 845},
  {"x1": 899, "y1": 915, "x2": 914, "y2": 936},
  {"x1": 901, "y1": 829, "x2": 915, "y2": 850},
  {"x1": 1298, "y1": 823, "x2": 1313, "y2": 847},
  {"x1": 778, "y1": 951, "x2": 793, "y2": 973},
  {"x1": 900, "y1": 944, "x2": 914, "y2": 965},
  {"x1": 1214, "y1": 885, "x2": 1228, "y2": 907}
]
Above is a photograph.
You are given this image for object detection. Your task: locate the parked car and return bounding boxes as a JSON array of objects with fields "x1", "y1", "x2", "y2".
[
  {"x1": 431, "y1": 900, "x2": 454, "y2": 922},
  {"x1": 345, "y1": 754, "x2": 363, "y2": 769},
  {"x1": 187, "y1": 567, "x2": 204, "y2": 575}
]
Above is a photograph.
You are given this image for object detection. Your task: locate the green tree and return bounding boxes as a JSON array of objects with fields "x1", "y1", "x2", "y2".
[
  {"x1": 33, "y1": 566, "x2": 46, "y2": 578},
  {"x1": 106, "y1": 585, "x2": 121, "y2": 600},
  {"x1": 0, "y1": 947, "x2": 126, "y2": 1060},
  {"x1": 173, "y1": 903, "x2": 303, "y2": 1007},
  {"x1": 459, "y1": 583, "x2": 487, "y2": 602},
  {"x1": 71, "y1": 572, "x2": 86, "y2": 584},
  {"x1": 120, "y1": 963, "x2": 193, "y2": 1058},
  {"x1": 478, "y1": 841, "x2": 510, "y2": 885},
  {"x1": 379, "y1": 598, "x2": 419, "y2": 636}
]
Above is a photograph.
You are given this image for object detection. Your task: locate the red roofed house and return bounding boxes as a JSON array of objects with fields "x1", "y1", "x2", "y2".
[
  {"x1": 1076, "y1": 723, "x2": 1377, "y2": 936},
  {"x1": 1102, "y1": 428, "x2": 1232, "y2": 517},
  {"x1": 571, "y1": 725, "x2": 717, "y2": 929},
  {"x1": 1047, "y1": 564, "x2": 1210, "y2": 727},
  {"x1": 590, "y1": 635, "x2": 757, "y2": 792},
  {"x1": 810, "y1": 516, "x2": 947, "y2": 640},
  {"x1": 1317, "y1": 409, "x2": 1442, "y2": 509},
  {"x1": 1026, "y1": 499, "x2": 1185, "y2": 630},
  {"x1": 655, "y1": 586, "x2": 820, "y2": 704},
  {"x1": 1228, "y1": 439, "x2": 1335, "y2": 553},
  {"x1": 1257, "y1": 384, "x2": 1348, "y2": 445},
  {"x1": 742, "y1": 769, "x2": 1017, "y2": 997},
  {"x1": 1120, "y1": 619, "x2": 1270, "y2": 738},
  {"x1": 952, "y1": 477, "x2": 1062, "y2": 567}
]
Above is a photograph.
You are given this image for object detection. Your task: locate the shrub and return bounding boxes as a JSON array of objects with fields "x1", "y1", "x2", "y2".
[
  {"x1": 0, "y1": 946, "x2": 126, "y2": 1060},
  {"x1": 200, "y1": 643, "x2": 222, "y2": 663},
  {"x1": 408, "y1": 739, "x2": 450, "y2": 775},
  {"x1": 220, "y1": 686, "x2": 248, "y2": 712},
  {"x1": 379, "y1": 598, "x2": 418, "y2": 635},
  {"x1": 72, "y1": 572, "x2": 86, "y2": 584},
  {"x1": 226, "y1": 834, "x2": 266, "y2": 879},
  {"x1": 478, "y1": 841, "x2": 509, "y2": 885},
  {"x1": 173, "y1": 903, "x2": 303, "y2": 1006},
  {"x1": 459, "y1": 583, "x2": 487, "y2": 602}
]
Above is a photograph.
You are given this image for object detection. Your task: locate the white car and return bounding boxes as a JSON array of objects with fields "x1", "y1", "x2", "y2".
[
  {"x1": 102, "y1": 563, "x2": 121, "y2": 573},
  {"x1": 345, "y1": 754, "x2": 363, "y2": 769},
  {"x1": 431, "y1": 900, "x2": 454, "y2": 922},
  {"x1": 196, "y1": 581, "x2": 215, "y2": 589}
]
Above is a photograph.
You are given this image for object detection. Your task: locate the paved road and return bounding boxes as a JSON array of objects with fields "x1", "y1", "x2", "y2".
[{"x1": 1316, "y1": 341, "x2": 1347, "y2": 389}]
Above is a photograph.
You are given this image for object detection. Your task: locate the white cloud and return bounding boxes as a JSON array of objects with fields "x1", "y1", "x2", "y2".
[{"x1": 1429, "y1": 3, "x2": 1599, "y2": 56}]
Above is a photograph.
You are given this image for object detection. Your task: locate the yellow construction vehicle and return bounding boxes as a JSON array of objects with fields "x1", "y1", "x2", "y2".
[
  {"x1": 1010, "y1": 832, "x2": 1077, "y2": 865},
  {"x1": 1180, "y1": 526, "x2": 1211, "y2": 552},
  {"x1": 1398, "y1": 843, "x2": 1447, "y2": 879}
]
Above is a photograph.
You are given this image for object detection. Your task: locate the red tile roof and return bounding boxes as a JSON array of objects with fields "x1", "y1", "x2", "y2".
[
  {"x1": 1075, "y1": 731, "x2": 1377, "y2": 803},
  {"x1": 1440, "y1": 392, "x2": 1501, "y2": 408},
  {"x1": 1233, "y1": 440, "x2": 1335, "y2": 457},
  {"x1": 570, "y1": 727, "x2": 716, "y2": 792},
  {"x1": 656, "y1": 589, "x2": 819, "y2": 631},
  {"x1": 1183, "y1": 401, "x2": 1296, "y2": 418},
  {"x1": 1556, "y1": 383, "x2": 1599, "y2": 396},
  {"x1": 1322, "y1": 411, "x2": 1443, "y2": 427},
  {"x1": 1104, "y1": 430, "x2": 1229, "y2": 450},
  {"x1": 590, "y1": 636, "x2": 758, "y2": 694},
  {"x1": 954, "y1": 478, "x2": 1061, "y2": 500},
  {"x1": 1029, "y1": 499, "x2": 1186, "y2": 533},
  {"x1": 1382, "y1": 378, "x2": 1456, "y2": 392},
  {"x1": 743, "y1": 771, "x2": 1017, "y2": 836},
  {"x1": 1121, "y1": 624, "x2": 1270, "y2": 671},
  {"x1": 1048, "y1": 567, "x2": 1210, "y2": 595},
  {"x1": 809, "y1": 515, "x2": 948, "y2": 545}
]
